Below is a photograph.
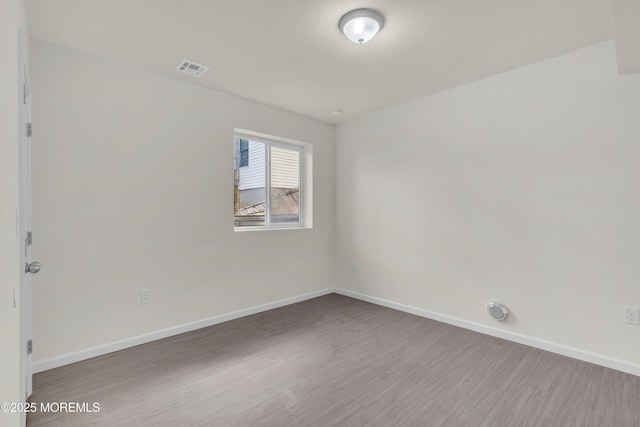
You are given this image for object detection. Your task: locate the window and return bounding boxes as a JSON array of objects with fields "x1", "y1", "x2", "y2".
[
  {"x1": 234, "y1": 130, "x2": 308, "y2": 230},
  {"x1": 239, "y1": 139, "x2": 249, "y2": 167}
]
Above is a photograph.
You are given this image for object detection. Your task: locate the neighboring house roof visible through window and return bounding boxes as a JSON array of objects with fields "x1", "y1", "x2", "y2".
[{"x1": 236, "y1": 188, "x2": 299, "y2": 216}]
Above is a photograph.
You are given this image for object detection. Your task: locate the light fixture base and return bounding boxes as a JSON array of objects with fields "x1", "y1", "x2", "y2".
[{"x1": 339, "y1": 8, "x2": 384, "y2": 44}]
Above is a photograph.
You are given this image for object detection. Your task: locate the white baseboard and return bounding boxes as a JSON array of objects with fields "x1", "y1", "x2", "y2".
[
  {"x1": 34, "y1": 287, "x2": 640, "y2": 378},
  {"x1": 32, "y1": 288, "x2": 335, "y2": 373},
  {"x1": 334, "y1": 288, "x2": 640, "y2": 378}
]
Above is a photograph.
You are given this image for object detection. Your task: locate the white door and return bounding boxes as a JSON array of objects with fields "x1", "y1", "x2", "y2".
[{"x1": 18, "y1": 28, "x2": 37, "y2": 402}]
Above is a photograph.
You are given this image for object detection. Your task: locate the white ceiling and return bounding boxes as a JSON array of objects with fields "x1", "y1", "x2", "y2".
[{"x1": 27, "y1": 0, "x2": 616, "y2": 123}]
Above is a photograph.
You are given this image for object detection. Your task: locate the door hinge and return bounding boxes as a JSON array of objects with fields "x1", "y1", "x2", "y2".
[
  {"x1": 27, "y1": 340, "x2": 32, "y2": 355},
  {"x1": 27, "y1": 231, "x2": 32, "y2": 246},
  {"x1": 26, "y1": 123, "x2": 32, "y2": 138},
  {"x1": 23, "y1": 85, "x2": 27, "y2": 105}
]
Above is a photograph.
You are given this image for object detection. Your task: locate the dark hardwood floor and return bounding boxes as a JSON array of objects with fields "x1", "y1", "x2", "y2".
[{"x1": 28, "y1": 294, "x2": 640, "y2": 426}]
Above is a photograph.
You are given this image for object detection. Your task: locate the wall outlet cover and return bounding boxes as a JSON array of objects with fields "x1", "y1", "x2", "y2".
[
  {"x1": 623, "y1": 307, "x2": 640, "y2": 325},
  {"x1": 140, "y1": 289, "x2": 152, "y2": 304}
]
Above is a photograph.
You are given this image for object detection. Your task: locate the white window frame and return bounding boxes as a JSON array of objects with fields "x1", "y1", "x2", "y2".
[{"x1": 234, "y1": 129, "x2": 309, "y2": 231}]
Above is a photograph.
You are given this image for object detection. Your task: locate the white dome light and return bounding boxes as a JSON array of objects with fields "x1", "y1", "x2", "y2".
[{"x1": 339, "y1": 9, "x2": 384, "y2": 44}]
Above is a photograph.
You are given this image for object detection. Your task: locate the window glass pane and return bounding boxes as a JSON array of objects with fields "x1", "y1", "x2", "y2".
[
  {"x1": 234, "y1": 139, "x2": 266, "y2": 227},
  {"x1": 270, "y1": 145, "x2": 300, "y2": 224},
  {"x1": 239, "y1": 139, "x2": 249, "y2": 167}
]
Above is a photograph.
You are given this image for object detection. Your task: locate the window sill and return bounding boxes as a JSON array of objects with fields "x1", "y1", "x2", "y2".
[{"x1": 234, "y1": 225, "x2": 309, "y2": 232}]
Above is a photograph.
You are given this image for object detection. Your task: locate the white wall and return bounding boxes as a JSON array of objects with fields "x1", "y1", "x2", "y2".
[
  {"x1": 335, "y1": 41, "x2": 640, "y2": 366},
  {"x1": 30, "y1": 39, "x2": 334, "y2": 362},
  {"x1": 612, "y1": 0, "x2": 640, "y2": 74},
  {"x1": 0, "y1": 0, "x2": 26, "y2": 425}
]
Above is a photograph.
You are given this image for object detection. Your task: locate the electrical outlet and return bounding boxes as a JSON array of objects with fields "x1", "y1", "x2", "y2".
[
  {"x1": 623, "y1": 307, "x2": 640, "y2": 325},
  {"x1": 351, "y1": 262, "x2": 359, "y2": 273},
  {"x1": 140, "y1": 289, "x2": 151, "y2": 304}
]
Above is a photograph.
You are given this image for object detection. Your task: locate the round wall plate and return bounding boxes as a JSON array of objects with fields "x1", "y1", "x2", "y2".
[{"x1": 487, "y1": 301, "x2": 509, "y2": 321}]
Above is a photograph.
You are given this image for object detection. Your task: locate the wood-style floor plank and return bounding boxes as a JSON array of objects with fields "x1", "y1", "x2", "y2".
[{"x1": 28, "y1": 294, "x2": 640, "y2": 426}]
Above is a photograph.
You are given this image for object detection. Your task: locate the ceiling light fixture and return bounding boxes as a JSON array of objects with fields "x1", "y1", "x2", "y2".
[{"x1": 339, "y1": 8, "x2": 384, "y2": 44}]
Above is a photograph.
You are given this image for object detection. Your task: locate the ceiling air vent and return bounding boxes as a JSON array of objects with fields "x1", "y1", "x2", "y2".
[{"x1": 175, "y1": 60, "x2": 209, "y2": 77}]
